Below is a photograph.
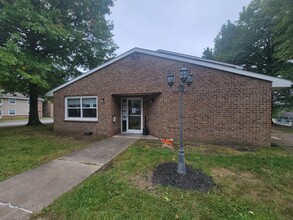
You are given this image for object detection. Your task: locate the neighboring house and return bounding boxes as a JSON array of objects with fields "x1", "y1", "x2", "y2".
[
  {"x1": 42, "y1": 100, "x2": 54, "y2": 117},
  {"x1": 46, "y1": 48, "x2": 292, "y2": 146},
  {"x1": 0, "y1": 93, "x2": 43, "y2": 118},
  {"x1": 277, "y1": 112, "x2": 293, "y2": 124}
]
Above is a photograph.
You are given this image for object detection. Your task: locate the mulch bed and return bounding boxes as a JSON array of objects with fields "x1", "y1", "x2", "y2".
[{"x1": 152, "y1": 162, "x2": 214, "y2": 192}]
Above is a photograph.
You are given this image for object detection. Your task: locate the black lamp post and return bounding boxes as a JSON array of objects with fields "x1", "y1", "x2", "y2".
[{"x1": 167, "y1": 67, "x2": 193, "y2": 175}]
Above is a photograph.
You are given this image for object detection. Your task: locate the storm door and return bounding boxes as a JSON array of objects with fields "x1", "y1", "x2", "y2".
[{"x1": 121, "y1": 98, "x2": 143, "y2": 134}]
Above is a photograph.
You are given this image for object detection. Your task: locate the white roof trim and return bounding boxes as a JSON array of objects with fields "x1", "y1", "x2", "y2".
[
  {"x1": 46, "y1": 48, "x2": 292, "y2": 96},
  {"x1": 156, "y1": 49, "x2": 244, "y2": 69}
]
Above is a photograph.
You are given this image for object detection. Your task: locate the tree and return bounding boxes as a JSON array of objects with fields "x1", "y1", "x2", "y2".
[
  {"x1": 270, "y1": 0, "x2": 293, "y2": 61},
  {"x1": 213, "y1": 20, "x2": 241, "y2": 65},
  {"x1": 202, "y1": 47, "x2": 214, "y2": 60},
  {"x1": 0, "y1": 0, "x2": 117, "y2": 125},
  {"x1": 202, "y1": 0, "x2": 293, "y2": 111}
]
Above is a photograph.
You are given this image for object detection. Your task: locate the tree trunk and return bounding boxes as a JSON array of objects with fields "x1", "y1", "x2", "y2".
[{"x1": 27, "y1": 83, "x2": 42, "y2": 126}]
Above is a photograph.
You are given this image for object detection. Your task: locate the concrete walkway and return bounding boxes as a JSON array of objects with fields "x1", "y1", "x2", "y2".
[{"x1": 0, "y1": 136, "x2": 141, "y2": 220}]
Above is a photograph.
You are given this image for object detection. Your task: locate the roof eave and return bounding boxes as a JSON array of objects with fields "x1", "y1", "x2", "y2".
[{"x1": 45, "y1": 47, "x2": 293, "y2": 96}]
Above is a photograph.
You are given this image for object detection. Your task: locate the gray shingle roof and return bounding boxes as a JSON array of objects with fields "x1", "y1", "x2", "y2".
[{"x1": 279, "y1": 112, "x2": 293, "y2": 118}]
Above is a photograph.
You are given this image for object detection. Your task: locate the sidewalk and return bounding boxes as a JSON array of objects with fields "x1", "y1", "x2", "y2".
[
  {"x1": 0, "y1": 118, "x2": 53, "y2": 127},
  {"x1": 0, "y1": 136, "x2": 140, "y2": 220}
]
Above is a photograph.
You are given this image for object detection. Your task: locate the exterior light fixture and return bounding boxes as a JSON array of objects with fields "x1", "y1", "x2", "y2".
[
  {"x1": 180, "y1": 67, "x2": 189, "y2": 83},
  {"x1": 101, "y1": 98, "x2": 105, "y2": 103},
  {"x1": 186, "y1": 74, "x2": 194, "y2": 87},
  {"x1": 167, "y1": 67, "x2": 194, "y2": 175},
  {"x1": 167, "y1": 73, "x2": 174, "y2": 87}
]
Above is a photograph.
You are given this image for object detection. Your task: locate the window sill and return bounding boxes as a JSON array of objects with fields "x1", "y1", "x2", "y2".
[{"x1": 64, "y1": 118, "x2": 98, "y2": 122}]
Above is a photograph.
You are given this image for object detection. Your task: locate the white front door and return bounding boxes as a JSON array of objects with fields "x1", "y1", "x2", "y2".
[{"x1": 121, "y1": 98, "x2": 143, "y2": 134}]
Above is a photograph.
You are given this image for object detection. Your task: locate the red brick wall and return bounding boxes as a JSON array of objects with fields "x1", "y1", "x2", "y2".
[{"x1": 54, "y1": 53, "x2": 272, "y2": 146}]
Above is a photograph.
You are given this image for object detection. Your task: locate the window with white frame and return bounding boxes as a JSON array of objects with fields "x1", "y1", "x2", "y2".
[
  {"x1": 9, "y1": 98, "x2": 16, "y2": 104},
  {"x1": 65, "y1": 97, "x2": 97, "y2": 121},
  {"x1": 9, "y1": 109, "x2": 16, "y2": 115},
  {"x1": 0, "y1": 98, "x2": 2, "y2": 106}
]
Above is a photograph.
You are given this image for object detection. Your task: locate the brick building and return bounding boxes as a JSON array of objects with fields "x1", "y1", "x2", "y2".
[{"x1": 46, "y1": 48, "x2": 292, "y2": 146}]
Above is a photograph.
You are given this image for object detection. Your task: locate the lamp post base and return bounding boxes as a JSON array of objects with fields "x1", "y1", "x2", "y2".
[
  {"x1": 177, "y1": 150, "x2": 186, "y2": 175},
  {"x1": 177, "y1": 165, "x2": 186, "y2": 175}
]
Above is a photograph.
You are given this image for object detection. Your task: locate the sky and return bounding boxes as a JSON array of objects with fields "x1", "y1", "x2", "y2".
[{"x1": 108, "y1": 0, "x2": 252, "y2": 57}]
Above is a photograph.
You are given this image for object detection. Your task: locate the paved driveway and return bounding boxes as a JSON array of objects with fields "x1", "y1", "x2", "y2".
[
  {"x1": 0, "y1": 118, "x2": 53, "y2": 127},
  {"x1": 271, "y1": 128, "x2": 293, "y2": 150}
]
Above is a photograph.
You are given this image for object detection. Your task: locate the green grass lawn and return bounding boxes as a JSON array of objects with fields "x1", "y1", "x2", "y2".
[
  {"x1": 0, "y1": 125, "x2": 97, "y2": 181},
  {"x1": 0, "y1": 117, "x2": 52, "y2": 122},
  {"x1": 0, "y1": 117, "x2": 29, "y2": 122},
  {"x1": 36, "y1": 140, "x2": 293, "y2": 220}
]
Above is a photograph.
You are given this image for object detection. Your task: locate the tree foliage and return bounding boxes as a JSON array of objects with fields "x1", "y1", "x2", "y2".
[
  {"x1": 270, "y1": 0, "x2": 293, "y2": 61},
  {"x1": 0, "y1": 0, "x2": 117, "y2": 125},
  {"x1": 202, "y1": 0, "x2": 293, "y2": 112}
]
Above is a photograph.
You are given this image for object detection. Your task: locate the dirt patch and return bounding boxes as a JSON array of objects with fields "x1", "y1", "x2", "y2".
[
  {"x1": 211, "y1": 168, "x2": 265, "y2": 203},
  {"x1": 195, "y1": 144, "x2": 257, "y2": 154},
  {"x1": 239, "y1": 172, "x2": 260, "y2": 185},
  {"x1": 196, "y1": 145, "x2": 241, "y2": 155},
  {"x1": 210, "y1": 167, "x2": 235, "y2": 178},
  {"x1": 129, "y1": 175, "x2": 154, "y2": 191},
  {"x1": 211, "y1": 168, "x2": 260, "y2": 185},
  {"x1": 152, "y1": 162, "x2": 214, "y2": 192}
]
